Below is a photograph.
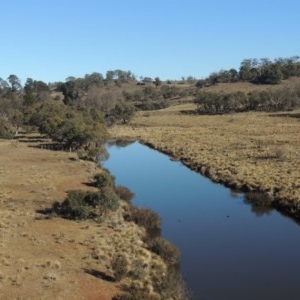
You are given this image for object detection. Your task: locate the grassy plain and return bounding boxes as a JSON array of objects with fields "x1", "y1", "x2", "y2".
[
  {"x1": 0, "y1": 137, "x2": 168, "y2": 299},
  {"x1": 109, "y1": 102, "x2": 300, "y2": 217}
]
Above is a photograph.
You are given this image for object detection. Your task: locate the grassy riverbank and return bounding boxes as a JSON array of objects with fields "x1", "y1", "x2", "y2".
[
  {"x1": 109, "y1": 104, "x2": 300, "y2": 219},
  {"x1": 0, "y1": 137, "x2": 183, "y2": 299}
]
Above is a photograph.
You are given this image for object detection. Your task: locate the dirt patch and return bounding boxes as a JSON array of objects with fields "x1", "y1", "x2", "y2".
[{"x1": 0, "y1": 139, "x2": 118, "y2": 299}]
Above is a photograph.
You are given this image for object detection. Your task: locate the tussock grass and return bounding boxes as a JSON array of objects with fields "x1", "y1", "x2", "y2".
[{"x1": 109, "y1": 105, "x2": 300, "y2": 214}]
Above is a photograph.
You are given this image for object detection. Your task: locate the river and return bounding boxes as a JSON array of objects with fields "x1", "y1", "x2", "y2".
[{"x1": 103, "y1": 140, "x2": 300, "y2": 300}]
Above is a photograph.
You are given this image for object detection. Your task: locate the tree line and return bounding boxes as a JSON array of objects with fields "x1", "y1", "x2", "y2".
[
  {"x1": 196, "y1": 56, "x2": 300, "y2": 87},
  {"x1": 0, "y1": 71, "x2": 137, "y2": 158},
  {"x1": 194, "y1": 85, "x2": 300, "y2": 114},
  {"x1": 1, "y1": 55, "x2": 300, "y2": 141}
]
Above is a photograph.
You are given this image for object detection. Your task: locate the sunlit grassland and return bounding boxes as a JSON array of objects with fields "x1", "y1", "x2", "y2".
[
  {"x1": 0, "y1": 137, "x2": 173, "y2": 299},
  {"x1": 109, "y1": 104, "x2": 300, "y2": 205}
]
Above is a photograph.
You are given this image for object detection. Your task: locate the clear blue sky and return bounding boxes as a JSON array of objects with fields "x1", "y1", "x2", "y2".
[{"x1": 1, "y1": 0, "x2": 299, "y2": 84}]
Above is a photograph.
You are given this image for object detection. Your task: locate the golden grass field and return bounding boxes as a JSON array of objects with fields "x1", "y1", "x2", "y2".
[
  {"x1": 0, "y1": 137, "x2": 168, "y2": 299},
  {"x1": 109, "y1": 103, "x2": 300, "y2": 216}
]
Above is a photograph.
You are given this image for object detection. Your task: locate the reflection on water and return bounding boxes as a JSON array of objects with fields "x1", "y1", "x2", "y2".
[{"x1": 104, "y1": 141, "x2": 300, "y2": 300}]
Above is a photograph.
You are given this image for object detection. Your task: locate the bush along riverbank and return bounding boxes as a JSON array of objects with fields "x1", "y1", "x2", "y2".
[{"x1": 48, "y1": 169, "x2": 190, "y2": 299}]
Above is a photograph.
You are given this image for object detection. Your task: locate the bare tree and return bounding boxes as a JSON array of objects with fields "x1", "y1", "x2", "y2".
[{"x1": 85, "y1": 86, "x2": 122, "y2": 113}]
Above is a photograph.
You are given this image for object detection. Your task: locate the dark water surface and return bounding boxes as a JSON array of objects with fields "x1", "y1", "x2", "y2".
[{"x1": 103, "y1": 141, "x2": 300, "y2": 300}]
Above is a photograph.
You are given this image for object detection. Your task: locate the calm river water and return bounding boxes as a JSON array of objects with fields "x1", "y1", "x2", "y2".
[{"x1": 103, "y1": 141, "x2": 300, "y2": 300}]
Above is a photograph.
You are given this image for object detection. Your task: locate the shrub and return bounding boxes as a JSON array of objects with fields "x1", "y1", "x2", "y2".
[
  {"x1": 53, "y1": 188, "x2": 120, "y2": 220},
  {"x1": 114, "y1": 186, "x2": 135, "y2": 203},
  {"x1": 128, "y1": 259, "x2": 146, "y2": 280},
  {"x1": 93, "y1": 171, "x2": 115, "y2": 188},
  {"x1": 54, "y1": 190, "x2": 92, "y2": 219},
  {"x1": 111, "y1": 254, "x2": 128, "y2": 282},
  {"x1": 127, "y1": 206, "x2": 161, "y2": 235},
  {"x1": 148, "y1": 237, "x2": 180, "y2": 266},
  {"x1": 244, "y1": 191, "x2": 273, "y2": 207},
  {"x1": 96, "y1": 187, "x2": 120, "y2": 215},
  {"x1": 0, "y1": 123, "x2": 14, "y2": 139},
  {"x1": 152, "y1": 270, "x2": 191, "y2": 300},
  {"x1": 77, "y1": 146, "x2": 101, "y2": 162}
]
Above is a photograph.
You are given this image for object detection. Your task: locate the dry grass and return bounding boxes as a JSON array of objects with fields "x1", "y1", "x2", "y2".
[
  {"x1": 201, "y1": 76, "x2": 300, "y2": 94},
  {"x1": 109, "y1": 105, "x2": 300, "y2": 207},
  {"x1": 0, "y1": 137, "x2": 168, "y2": 299}
]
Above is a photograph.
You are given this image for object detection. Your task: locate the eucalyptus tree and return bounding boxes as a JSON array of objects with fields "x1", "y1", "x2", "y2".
[{"x1": 7, "y1": 74, "x2": 22, "y2": 91}]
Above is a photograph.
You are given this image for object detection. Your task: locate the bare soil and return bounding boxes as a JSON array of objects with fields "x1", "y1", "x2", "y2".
[{"x1": 0, "y1": 138, "x2": 118, "y2": 299}]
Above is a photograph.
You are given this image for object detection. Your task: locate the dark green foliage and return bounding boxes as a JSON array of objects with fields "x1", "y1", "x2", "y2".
[
  {"x1": 148, "y1": 237, "x2": 180, "y2": 266},
  {"x1": 8, "y1": 74, "x2": 22, "y2": 91},
  {"x1": 110, "y1": 101, "x2": 135, "y2": 124},
  {"x1": 96, "y1": 187, "x2": 120, "y2": 214},
  {"x1": 23, "y1": 78, "x2": 50, "y2": 106},
  {"x1": 154, "y1": 77, "x2": 161, "y2": 88},
  {"x1": 55, "y1": 190, "x2": 92, "y2": 219},
  {"x1": 93, "y1": 171, "x2": 115, "y2": 188},
  {"x1": 111, "y1": 254, "x2": 128, "y2": 281},
  {"x1": 114, "y1": 186, "x2": 135, "y2": 203},
  {"x1": 27, "y1": 100, "x2": 108, "y2": 150},
  {"x1": 0, "y1": 121, "x2": 14, "y2": 139},
  {"x1": 195, "y1": 85, "x2": 300, "y2": 115},
  {"x1": 77, "y1": 146, "x2": 102, "y2": 162},
  {"x1": 53, "y1": 188, "x2": 120, "y2": 220},
  {"x1": 58, "y1": 79, "x2": 82, "y2": 105},
  {"x1": 195, "y1": 56, "x2": 300, "y2": 88}
]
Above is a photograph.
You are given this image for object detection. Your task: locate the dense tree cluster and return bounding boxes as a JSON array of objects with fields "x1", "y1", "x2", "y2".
[
  {"x1": 196, "y1": 56, "x2": 300, "y2": 87},
  {"x1": 194, "y1": 85, "x2": 300, "y2": 114},
  {"x1": 0, "y1": 71, "x2": 137, "y2": 151}
]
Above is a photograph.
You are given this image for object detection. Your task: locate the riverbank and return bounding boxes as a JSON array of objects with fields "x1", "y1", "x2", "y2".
[
  {"x1": 108, "y1": 104, "x2": 300, "y2": 220},
  {"x1": 0, "y1": 137, "x2": 175, "y2": 299}
]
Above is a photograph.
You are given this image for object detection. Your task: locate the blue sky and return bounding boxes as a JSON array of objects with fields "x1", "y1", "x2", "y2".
[{"x1": 1, "y1": 0, "x2": 299, "y2": 84}]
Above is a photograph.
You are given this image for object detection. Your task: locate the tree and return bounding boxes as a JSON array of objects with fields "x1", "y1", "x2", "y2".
[
  {"x1": 142, "y1": 77, "x2": 153, "y2": 84},
  {"x1": 85, "y1": 86, "x2": 120, "y2": 113},
  {"x1": 0, "y1": 78, "x2": 9, "y2": 95},
  {"x1": 7, "y1": 74, "x2": 22, "y2": 91},
  {"x1": 239, "y1": 59, "x2": 256, "y2": 81},
  {"x1": 110, "y1": 102, "x2": 135, "y2": 124},
  {"x1": 154, "y1": 77, "x2": 162, "y2": 88},
  {"x1": 58, "y1": 80, "x2": 82, "y2": 105},
  {"x1": 23, "y1": 78, "x2": 50, "y2": 106},
  {"x1": 106, "y1": 71, "x2": 115, "y2": 82},
  {"x1": 84, "y1": 72, "x2": 104, "y2": 88},
  {"x1": 259, "y1": 64, "x2": 283, "y2": 84}
]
